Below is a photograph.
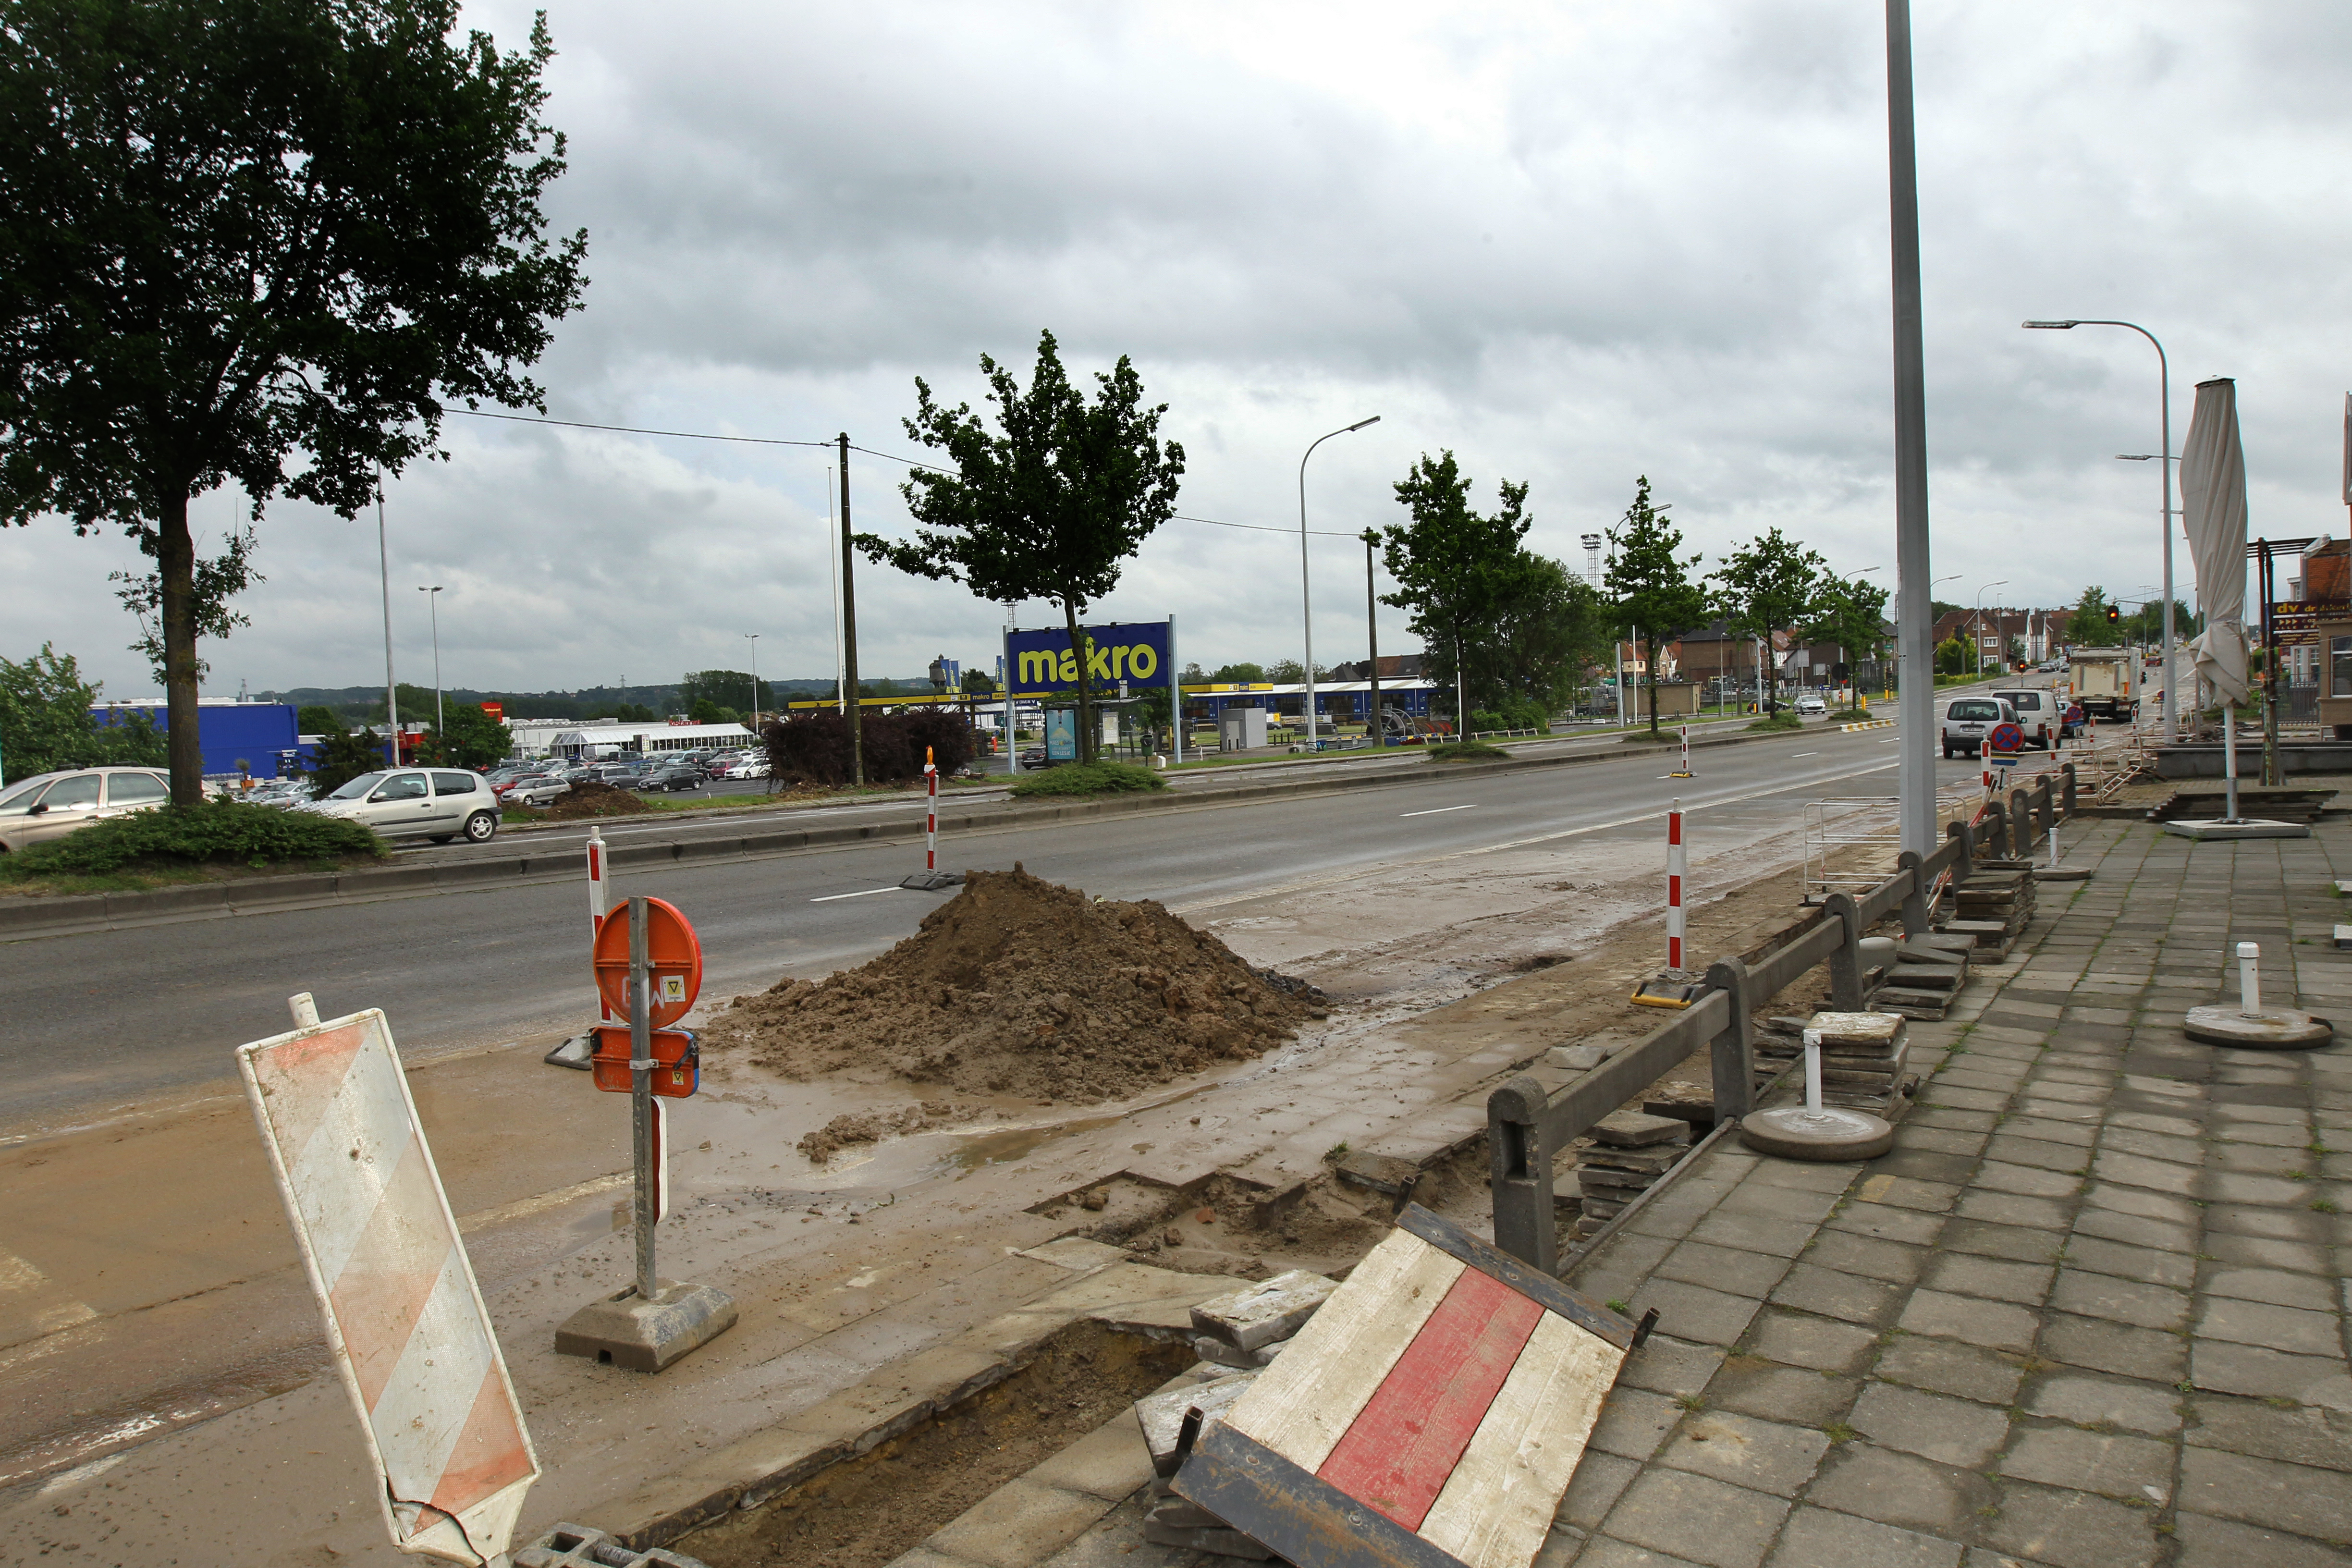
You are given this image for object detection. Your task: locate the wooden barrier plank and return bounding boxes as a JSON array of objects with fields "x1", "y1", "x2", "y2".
[
  {"x1": 1534, "y1": 991, "x2": 1726, "y2": 1153},
  {"x1": 1398, "y1": 1205, "x2": 1634, "y2": 1351}
]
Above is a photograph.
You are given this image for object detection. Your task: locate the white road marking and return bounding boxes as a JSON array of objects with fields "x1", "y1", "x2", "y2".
[
  {"x1": 1400, "y1": 804, "x2": 1478, "y2": 818},
  {"x1": 811, "y1": 887, "x2": 901, "y2": 902},
  {"x1": 1791, "y1": 752, "x2": 1818, "y2": 758}
]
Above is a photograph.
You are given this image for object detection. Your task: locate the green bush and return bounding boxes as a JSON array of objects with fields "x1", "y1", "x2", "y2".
[
  {"x1": 1007, "y1": 760, "x2": 1168, "y2": 798},
  {"x1": 1427, "y1": 740, "x2": 1508, "y2": 762},
  {"x1": 1745, "y1": 710, "x2": 1804, "y2": 732},
  {"x1": 9, "y1": 800, "x2": 385, "y2": 874}
]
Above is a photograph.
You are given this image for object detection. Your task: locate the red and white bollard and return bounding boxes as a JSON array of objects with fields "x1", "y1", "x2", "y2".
[
  {"x1": 899, "y1": 747, "x2": 964, "y2": 890},
  {"x1": 587, "y1": 825, "x2": 615, "y2": 1025},
  {"x1": 1671, "y1": 724, "x2": 1693, "y2": 778},
  {"x1": 1666, "y1": 799, "x2": 1686, "y2": 972}
]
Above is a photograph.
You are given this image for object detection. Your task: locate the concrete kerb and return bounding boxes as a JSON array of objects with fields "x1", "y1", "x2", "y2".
[{"x1": 0, "y1": 720, "x2": 1837, "y2": 942}]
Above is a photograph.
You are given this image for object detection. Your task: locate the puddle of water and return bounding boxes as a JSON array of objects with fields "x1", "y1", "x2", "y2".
[{"x1": 949, "y1": 1114, "x2": 1122, "y2": 1174}]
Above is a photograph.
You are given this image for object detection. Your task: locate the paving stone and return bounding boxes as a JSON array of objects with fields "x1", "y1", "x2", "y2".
[
  {"x1": 2061, "y1": 1235, "x2": 2193, "y2": 1288},
  {"x1": 2205, "y1": 1170, "x2": 2324, "y2": 1207},
  {"x1": 2001, "y1": 1115, "x2": 2097, "y2": 1147},
  {"x1": 1848, "y1": 1381, "x2": 2010, "y2": 1468},
  {"x1": 2191, "y1": 1339, "x2": 2352, "y2": 1405},
  {"x1": 2081, "y1": 1181, "x2": 2198, "y2": 1225},
  {"x1": 2209, "y1": 1141, "x2": 2317, "y2": 1176},
  {"x1": 1720, "y1": 1183, "x2": 1842, "y2": 1226},
  {"x1": 1873, "y1": 1335, "x2": 2026, "y2": 1407},
  {"x1": 1869, "y1": 1149, "x2": 1980, "y2": 1185},
  {"x1": 1601, "y1": 1468, "x2": 1789, "y2": 1568},
  {"x1": 1744, "y1": 1309, "x2": 1881, "y2": 1373},
  {"x1": 1761, "y1": 1506, "x2": 1963, "y2": 1568},
  {"x1": 1617, "y1": 1333, "x2": 1727, "y2": 1399},
  {"x1": 1656, "y1": 1240, "x2": 1795, "y2": 1299},
  {"x1": 1983, "y1": 1480, "x2": 2158, "y2": 1568},
  {"x1": 1765, "y1": 1264, "x2": 1904, "y2": 1326},
  {"x1": 2037, "y1": 1314, "x2": 2186, "y2": 1383},
  {"x1": 1997, "y1": 1425, "x2": 2175, "y2": 1502},
  {"x1": 2186, "y1": 1394, "x2": 2352, "y2": 1471},
  {"x1": 2022, "y1": 1372, "x2": 2181, "y2": 1435},
  {"x1": 1897, "y1": 1288, "x2": 2039, "y2": 1352},
  {"x1": 1803, "y1": 1442, "x2": 1987, "y2": 1536},
  {"x1": 1939, "y1": 1218, "x2": 2063, "y2": 1264},
  {"x1": 1634, "y1": 1279, "x2": 1764, "y2": 1349},
  {"x1": 1026, "y1": 1416, "x2": 1156, "y2": 1501},
  {"x1": 2099, "y1": 1127, "x2": 2204, "y2": 1163},
  {"x1": 1821, "y1": 1201, "x2": 1946, "y2": 1246},
  {"x1": 2170, "y1": 1512, "x2": 2352, "y2": 1568},
  {"x1": 1689, "y1": 1211, "x2": 1818, "y2": 1258},
  {"x1": 1590, "y1": 1387, "x2": 1687, "y2": 1461},
  {"x1": 1911, "y1": 1107, "x2": 2000, "y2": 1134},
  {"x1": 2178, "y1": 1447, "x2": 2352, "y2": 1544},
  {"x1": 2068, "y1": 1207, "x2": 2199, "y2": 1254},
  {"x1": 1955, "y1": 1190, "x2": 2074, "y2": 1230},
  {"x1": 928, "y1": 1478, "x2": 1126, "y2": 1568},
  {"x1": 2046, "y1": 1268, "x2": 2189, "y2": 1331},
  {"x1": 2195, "y1": 1296, "x2": 2346, "y2": 1357},
  {"x1": 1803, "y1": 1229, "x2": 1928, "y2": 1285},
  {"x1": 1656, "y1": 1410, "x2": 1830, "y2": 1498},
  {"x1": 2205, "y1": 1202, "x2": 2331, "y2": 1244},
  {"x1": 1894, "y1": 1125, "x2": 1990, "y2": 1160},
  {"x1": 2090, "y1": 1150, "x2": 2199, "y2": 1195},
  {"x1": 1750, "y1": 1159, "x2": 1862, "y2": 1194},
  {"x1": 1705, "y1": 1360, "x2": 1858, "y2": 1427},
  {"x1": 1983, "y1": 1135, "x2": 2087, "y2": 1173},
  {"x1": 1921, "y1": 1252, "x2": 2054, "y2": 1306},
  {"x1": 1557, "y1": 1449, "x2": 1642, "y2": 1529},
  {"x1": 1972, "y1": 1161, "x2": 2084, "y2": 1200}
]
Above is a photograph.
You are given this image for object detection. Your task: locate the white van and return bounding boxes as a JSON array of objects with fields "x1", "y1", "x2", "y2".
[{"x1": 1987, "y1": 688, "x2": 2059, "y2": 749}]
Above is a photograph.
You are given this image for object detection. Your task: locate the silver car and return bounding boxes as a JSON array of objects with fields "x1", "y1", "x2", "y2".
[
  {"x1": 302, "y1": 768, "x2": 501, "y2": 844},
  {"x1": 0, "y1": 766, "x2": 173, "y2": 853}
]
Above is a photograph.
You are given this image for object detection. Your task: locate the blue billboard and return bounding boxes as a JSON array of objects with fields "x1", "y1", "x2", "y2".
[{"x1": 1004, "y1": 620, "x2": 1174, "y2": 698}]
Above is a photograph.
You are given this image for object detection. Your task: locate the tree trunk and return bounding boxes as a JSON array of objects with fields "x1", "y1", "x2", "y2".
[
  {"x1": 157, "y1": 490, "x2": 204, "y2": 804},
  {"x1": 1061, "y1": 598, "x2": 1096, "y2": 765}
]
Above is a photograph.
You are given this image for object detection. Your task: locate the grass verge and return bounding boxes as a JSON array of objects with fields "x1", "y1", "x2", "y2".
[
  {"x1": 1006, "y1": 760, "x2": 1169, "y2": 798},
  {"x1": 0, "y1": 801, "x2": 386, "y2": 892}
]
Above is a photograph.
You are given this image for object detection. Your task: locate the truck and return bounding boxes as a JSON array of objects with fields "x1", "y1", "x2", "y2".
[{"x1": 2068, "y1": 648, "x2": 2139, "y2": 721}]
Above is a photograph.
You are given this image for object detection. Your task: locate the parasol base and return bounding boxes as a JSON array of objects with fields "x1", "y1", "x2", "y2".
[
  {"x1": 2182, "y1": 1004, "x2": 2333, "y2": 1051},
  {"x1": 2161, "y1": 819, "x2": 2310, "y2": 841},
  {"x1": 1739, "y1": 1105, "x2": 1895, "y2": 1162}
]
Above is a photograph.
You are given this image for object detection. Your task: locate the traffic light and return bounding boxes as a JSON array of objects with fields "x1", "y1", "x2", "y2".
[{"x1": 2106, "y1": 604, "x2": 2120, "y2": 625}]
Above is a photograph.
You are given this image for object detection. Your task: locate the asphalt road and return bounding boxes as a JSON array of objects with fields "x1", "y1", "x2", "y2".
[{"x1": 0, "y1": 710, "x2": 2029, "y2": 1132}]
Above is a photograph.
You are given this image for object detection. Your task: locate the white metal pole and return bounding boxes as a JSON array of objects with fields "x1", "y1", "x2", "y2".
[
  {"x1": 1802, "y1": 1028, "x2": 1825, "y2": 1113},
  {"x1": 2224, "y1": 703, "x2": 2240, "y2": 821},
  {"x1": 627, "y1": 897, "x2": 656, "y2": 1301},
  {"x1": 1298, "y1": 417, "x2": 1379, "y2": 753},
  {"x1": 2238, "y1": 941, "x2": 2261, "y2": 1017},
  {"x1": 745, "y1": 632, "x2": 760, "y2": 729},
  {"x1": 378, "y1": 483, "x2": 400, "y2": 769},
  {"x1": 1168, "y1": 614, "x2": 1183, "y2": 764},
  {"x1": 1888, "y1": 0, "x2": 1937, "y2": 858}
]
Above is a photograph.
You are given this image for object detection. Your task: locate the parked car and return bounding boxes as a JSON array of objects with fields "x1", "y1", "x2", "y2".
[
  {"x1": 243, "y1": 778, "x2": 318, "y2": 809},
  {"x1": 0, "y1": 766, "x2": 173, "y2": 853},
  {"x1": 300, "y1": 768, "x2": 500, "y2": 843},
  {"x1": 1940, "y1": 696, "x2": 2018, "y2": 759},
  {"x1": 641, "y1": 763, "x2": 704, "y2": 793},
  {"x1": 501, "y1": 775, "x2": 570, "y2": 807},
  {"x1": 1986, "y1": 687, "x2": 2059, "y2": 748},
  {"x1": 1795, "y1": 692, "x2": 1827, "y2": 717}
]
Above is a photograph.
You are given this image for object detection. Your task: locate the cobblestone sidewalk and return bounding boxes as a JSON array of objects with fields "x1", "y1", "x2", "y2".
[{"x1": 1556, "y1": 817, "x2": 2352, "y2": 1568}]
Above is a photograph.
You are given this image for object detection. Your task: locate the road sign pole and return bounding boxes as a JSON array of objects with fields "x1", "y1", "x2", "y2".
[{"x1": 628, "y1": 896, "x2": 658, "y2": 1301}]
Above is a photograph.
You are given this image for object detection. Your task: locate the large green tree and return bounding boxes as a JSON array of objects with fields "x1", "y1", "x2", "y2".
[
  {"x1": 681, "y1": 668, "x2": 773, "y2": 718},
  {"x1": 424, "y1": 700, "x2": 510, "y2": 769},
  {"x1": 1710, "y1": 526, "x2": 1824, "y2": 714},
  {"x1": 1380, "y1": 451, "x2": 1538, "y2": 721},
  {"x1": 1476, "y1": 555, "x2": 1608, "y2": 721},
  {"x1": 1604, "y1": 476, "x2": 1708, "y2": 735},
  {"x1": 865, "y1": 330, "x2": 1184, "y2": 765},
  {"x1": 0, "y1": 0, "x2": 588, "y2": 803},
  {"x1": 2069, "y1": 586, "x2": 2121, "y2": 647},
  {"x1": 0, "y1": 644, "x2": 168, "y2": 783},
  {"x1": 1804, "y1": 573, "x2": 1892, "y2": 711}
]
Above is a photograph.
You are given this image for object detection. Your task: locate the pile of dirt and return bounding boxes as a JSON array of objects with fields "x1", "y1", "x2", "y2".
[
  {"x1": 706, "y1": 864, "x2": 1321, "y2": 1103},
  {"x1": 798, "y1": 1101, "x2": 964, "y2": 1162},
  {"x1": 532, "y1": 781, "x2": 649, "y2": 819}
]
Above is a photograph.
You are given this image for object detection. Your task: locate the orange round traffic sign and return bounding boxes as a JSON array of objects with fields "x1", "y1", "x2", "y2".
[{"x1": 592, "y1": 897, "x2": 703, "y2": 1028}]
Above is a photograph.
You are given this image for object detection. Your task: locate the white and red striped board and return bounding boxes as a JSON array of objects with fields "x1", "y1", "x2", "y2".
[
  {"x1": 238, "y1": 1009, "x2": 539, "y2": 1565},
  {"x1": 1175, "y1": 1204, "x2": 1636, "y2": 1568}
]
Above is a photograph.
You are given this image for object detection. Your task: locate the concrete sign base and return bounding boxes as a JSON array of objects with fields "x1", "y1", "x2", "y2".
[
  {"x1": 2161, "y1": 819, "x2": 2311, "y2": 841},
  {"x1": 556, "y1": 1280, "x2": 738, "y2": 1373},
  {"x1": 2182, "y1": 1005, "x2": 2334, "y2": 1050},
  {"x1": 1739, "y1": 1105, "x2": 1896, "y2": 1162}
]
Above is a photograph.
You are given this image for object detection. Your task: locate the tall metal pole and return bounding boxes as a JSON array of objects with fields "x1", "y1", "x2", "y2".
[
  {"x1": 417, "y1": 587, "x2": 444, "y2": 737},
  {"x1": 1361, "y1": 529, "x2": 1384, "y2": 748},
  {"x1": 1887, "y1": 0, "x2": 1937, "y2": 858},
  {"x1": 744, "y1": 632, "x2": 761, "y2": 728},
  {"x1": 1297, "y1": 416, "x2": 1379, "y2": 751},
  {"x1": 837, "y1": 435, "x2": 863, "y2": 784},
  {"x1": 628, "y1": 895, "x2": 657, "y2": 1302},
  {"x1": 378, "y1": 481, "x2": 400, "y2": 770}
]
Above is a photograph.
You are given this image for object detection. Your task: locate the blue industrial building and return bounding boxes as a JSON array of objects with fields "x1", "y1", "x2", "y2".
[{"x1": 92, "y1": 699, "x2": 303, "y2": 779}]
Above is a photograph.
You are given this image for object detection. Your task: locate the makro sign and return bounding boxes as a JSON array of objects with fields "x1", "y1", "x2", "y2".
[{"x1": 1005, "y1": 620, "x2": 1173, "y2": 697}]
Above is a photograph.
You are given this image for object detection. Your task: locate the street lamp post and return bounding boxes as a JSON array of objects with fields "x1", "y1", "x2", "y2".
[
  {"x1": 1360, "y1": 528, "x2": 1384, "y2": 749},
  {"x1": 1972, "y1": 581, "x2": 2009, "y2": 678},
  {"x1": 377, "y1": 479, "x2": 400, "y2": 769},
  {"x1": 2022, "y1": 318, "x2": 2175, "y2": 733},
  {"x1": 1298, "y1": 416, "x2": 1380, "y2": 751},
  {"x1": 1887, "y1": 0, "x2": 1937, "y2": 858},
  {"x1": 416, "y1": 586, "x2": 444, "y2": 737},
  {"x1": 744, "y1": 633, "x2": 761, "y2": 729}
]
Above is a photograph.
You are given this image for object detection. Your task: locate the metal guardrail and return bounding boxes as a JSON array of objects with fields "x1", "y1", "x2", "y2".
[{"x1": 1487, "y1": 764, "x2": 2075, "y2": 1275}]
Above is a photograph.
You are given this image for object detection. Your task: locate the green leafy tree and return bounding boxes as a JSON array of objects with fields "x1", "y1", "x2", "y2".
[
  {"x1": 1936, "y1": 636, "x2": 1973, "y2": 675},
  {"x1": 961, "y1": 668, "x2": 998, "y2": 698},
  {"x1": 0, "y1": 0, "x2": 589, "y2": 804},
  {"x1": 1710, "y1": 526, "x2": 1824, "y2": 714},
  {"x1": 1484, "y1": 556, "x2": 1609, "y2": 719},
  {"x1": 0, "y1": 644, "x2": 167, "y2": 782},
  {"x1": 425, "y1": 701, "x2": 510, "y2": 769},
  {"x1": 304, "y1": 726, "x2": 390, "y2": 796},
  {"x1": 1604, "y1": 476, "x2": 1709, "y2": 735},
  {"x1": 867, "y1": 330, "x2": 1184, "y2": 765},
  {"x1": 1380, "y1": 451, "x2": 1540, "y2": 719},
  {"x1": 681, "y1": 669, "x2": 771, "y2": 716},
  {"x1": 297, "y1": 704, "x2": 344, "y2": 736},
  {"x1": 1208, "y1": 662, "x2": 1267, "y2": 685},
  {"x1": 686, "y1": 697, "x2": 738, "y2": 725},
  {"x1": 1803, "y1": 574, "x2": 1891, "y2": 710},
  {"x1": 2070, "y1": 587, "x2": 2121, "y2": 647}
]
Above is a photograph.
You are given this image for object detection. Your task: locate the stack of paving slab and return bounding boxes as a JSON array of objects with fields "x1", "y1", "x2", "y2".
[
  {"x1": 1866, "y1": 934, "x2": 1975, "y2": 1021},
  {"x1": 1133, "y1": 1269, "x2": 1338, "y2": 1558},
  {"x1": 1935, "y1": 864, "x2": 2034, "y2": 958},
  {"x1": 1752, "y1": 1010, "x2": 1911, "y2": 1113},
  {"x1": 1571, "y1": 1111, "x2": 1690, "y2": 1241}
]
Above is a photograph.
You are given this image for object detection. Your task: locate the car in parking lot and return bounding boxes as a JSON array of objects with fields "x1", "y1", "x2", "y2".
[
  {"x1": 1940, "y1": 696, "x2": 2018, "y2": 758},
  {"x1": 0, "y1": 766, "x2": 173, "y2": 853},
  {"x1": 641, "y1": 763, "x2": 704, "y2": 793},
  {"x1": 300, "y1": 768, "x2": 501, "y2": 843},
  {"x1": 500, "y1": 774, "x2": 571, "y2": 807}
]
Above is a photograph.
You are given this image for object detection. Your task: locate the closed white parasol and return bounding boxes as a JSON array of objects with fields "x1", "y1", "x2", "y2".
[{"x1": 2180, "y1": 378, "x2": 2250, "y2": 707}]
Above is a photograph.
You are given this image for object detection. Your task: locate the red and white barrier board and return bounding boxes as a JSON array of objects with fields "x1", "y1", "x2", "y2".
[
  {"x1": 238, "y1": 1009, "x2": 538, "y2": 1565},
  {"x1": 1175, "y1": 1205, "x2": 1635, "y2": 1568}
]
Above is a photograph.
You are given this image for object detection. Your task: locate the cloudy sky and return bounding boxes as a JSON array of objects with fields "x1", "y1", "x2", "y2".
[{"x1": 9, "y1": 0, "x2": 2350, "y2": 700}]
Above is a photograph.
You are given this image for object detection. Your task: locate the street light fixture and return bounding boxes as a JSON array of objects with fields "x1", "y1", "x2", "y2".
[
  {"x1": 1298, "y1": 416, "x2": 1380, "y2": 750},
  {"x1": 1972, "y1": 580, "x2": 2009, "y2": 677},
  {"x1": 2021, "y1": 318, "x2": 2176, "y2": 732},
  {"x1": 743, "y1": 633, "x2": 761, "y2": 729},
  {"x1": 416, "y1": 586, "x2": 444, "y2": 736}
]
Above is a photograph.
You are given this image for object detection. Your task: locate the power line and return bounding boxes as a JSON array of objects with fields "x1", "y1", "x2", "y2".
[{"x1": 451, "y1": 407, "x2": 1366, "y2": 537}]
